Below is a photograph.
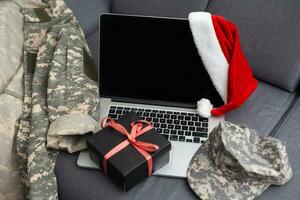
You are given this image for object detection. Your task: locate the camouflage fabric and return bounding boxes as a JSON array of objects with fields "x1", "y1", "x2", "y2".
[
  {"x1": 16, "y1": 0, "x2": 100, "y2": 199},
  {"x1": 187, "y1": 121, "x2": 293, "y2": 200},
  {"x1": 0, "y1": 1, "x2": 25, "y2": 200}
]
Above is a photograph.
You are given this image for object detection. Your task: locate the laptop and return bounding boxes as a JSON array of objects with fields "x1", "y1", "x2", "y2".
[{"x1": 77, "y1": 13, "x2": 224, "y2": 178}]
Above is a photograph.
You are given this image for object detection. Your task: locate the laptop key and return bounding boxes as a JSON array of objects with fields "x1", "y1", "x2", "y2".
[
  {"x1": 164, "y1": 114, "x2": 170, "y2": 119},
  {"x1": 192, "y1": 117, "x2": 198, "y2": 121},
  {"x1": 178, "y1": 130, "x2": 184, "y2": 135},
  {"x1": 161, "y1": 124, "x2": 167, "y2": 129},
  {"x1": 185, "y1": 131, "x2": 191, "y2": 136},
  {"x1": 109, "y1": 109, "x2": 116, "y2": 114},
  {"x1": 171, "y1": 115, "x2": 177, "y2": 119},
  {"x1": 181, "y1": 121, "x2": 187, "y2": 125},
  {"x1": 195, "y1": 122, "x2": 201, "y2": 127},
  {"x1": 178, "y1": 116, "x2": 184, "y2": 120},
  {"x1": 163, "y1": 129, "x2": 170, "y2": 134},
  {"x1": 168, "y1": 124, "x2": 174, "y2": 129},
  {"x1": 189, "y1": 126, "x2": 195, "y2": 131},
  {"x1": 199, "y1": 118, "x2": 208, "y2": 122},
  {"x1": 174, "y1": 120, "x2": 180, "y2": 124},
  {"x1": 153, "y1": 118, "x2": 159, "y2": 123},
  {"x1": 193, "y1": 137, "x2": 201, "y2": 143},
  {"x1": 192, "y1": 132, "x2": 208, "y2": 138},
  {"x1": 154, "y1": 123, "x2": 159, "y2": 128},
  {"x1": 196, "y1": 127, "x2": 208, "y2": 132},
  {"x1": 185, "y1": 116, "x2": 191, "y2": 121},
  {"x1": 157, "y1": 113, "x2": 163, "y2": 118},
  {"x1": 150, "y1": 113, "x2": 157, "y2": 117},
  {"x1": 182, "y1": 126, "x2": 188, "y2": 130},
  {"x1": 160, "y1": 119, "x2": 166, "y2": 123},
  {"x1": 116, "y1": 110, "x2": 122, "y2": 114},
  {"x1": 171, "y1": 130, "x2": 177, "y2": 135},
  {"x1": 186, "y1": 139, "x2": 193, "y2": 142},
  {"x1": 167, "y1": 119, "x2": 173, "y2": 124},
  {"x1": 157, "y1": 128, "x2": 162, "y2": 133},
  {"x1": 188, "y1": 121, "x2": 194, "y2": 126},
  {"x1": 175, "y1": 125, "x2": 181, "y2": 130},
  {"x1": 108, "y1": 114, "x2": 117, "y2": 119},
  {"x1": 169, "y1": 135, "x2": 178, "y2": 141},
  {"x1": 202, "y1": 122, "x2": 208, "y2": 127},
  {"x1": 179, "y1": 136, "x2": 185, "y2": 142}
]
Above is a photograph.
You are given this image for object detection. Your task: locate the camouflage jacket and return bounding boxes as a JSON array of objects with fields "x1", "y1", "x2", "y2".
[
  {"x1": 16, "y1": 0, "x2": 100, "y2": 199},
  {"x1": 0, "y1": 1, "x2": 25, "y2": 199}
]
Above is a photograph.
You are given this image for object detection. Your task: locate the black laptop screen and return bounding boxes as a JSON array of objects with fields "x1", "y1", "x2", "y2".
[{"x1": 99, "y1": 14, "x2": 224, "y2": 107}]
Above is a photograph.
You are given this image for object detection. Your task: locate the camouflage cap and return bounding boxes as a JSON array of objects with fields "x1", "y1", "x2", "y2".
[{"x1": 187, "y1": 121, "x2": 293, "y2": 200}]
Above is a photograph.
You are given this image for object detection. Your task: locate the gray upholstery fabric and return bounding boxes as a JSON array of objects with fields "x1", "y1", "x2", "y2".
[
  {"x1": 111, "y1": 0, "x2": 209, "y2": 18},
  {"x1": 55, "y1": 81, "x2": 296, "y2": 200},
  {"x1": 225, "y1": 81, "x2": 296, "y2": 136},
  {"x1": 207, "y1": 0, "x2": 300, "y2": 92},
  {"x1": 65, "y1": 0, "x2": 111, "y2": 35},
  {"x1": 256, "y1": 97, "x2": 300, "y2": 200},
  {"x1": 55, "y1": 152, "x2": 198, "y2": 200},
  {"x1": 86, "y1": 30, "x2": 99, "y2": 72}
]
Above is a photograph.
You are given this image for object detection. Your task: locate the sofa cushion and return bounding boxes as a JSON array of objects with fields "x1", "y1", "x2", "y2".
[
  {"x1": 225, "y1": 82, "x2": 296, "y2": 136},
  {"x1": 55, "y1": 81, "x2": 296, "y2": 200},
  {"x1": 111, "y1": 0, "x2": 209, "y2": 18},
  {"x1": 55, "y1": 151, "x2": 198, "y2": 200},
  {"x1": 65, "y1": 0, "x2": 111, "y2": 35},
  {"x1": 254, "y1": 97, "x2": 300, "y2": 200},
  {"x1": 207, "y1": 0, "x2": 300, "y2": 92}
]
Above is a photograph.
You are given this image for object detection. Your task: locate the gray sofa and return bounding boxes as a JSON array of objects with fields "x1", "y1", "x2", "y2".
[{"x1": 56, "y1": 0, "x2": 300, "y2": 199}]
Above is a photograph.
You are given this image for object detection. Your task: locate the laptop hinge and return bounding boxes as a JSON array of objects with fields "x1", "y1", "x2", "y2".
[{"x1": 111, "y1": 97, "x2": 196, "y2": 109}]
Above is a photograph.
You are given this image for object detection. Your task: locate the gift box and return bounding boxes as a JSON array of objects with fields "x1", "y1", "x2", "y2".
[{"x1": 86, "y1": 112, "x2": 171, "y2": 191}]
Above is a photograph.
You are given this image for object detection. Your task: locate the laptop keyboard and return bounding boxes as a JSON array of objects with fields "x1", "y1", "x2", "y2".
[{"x1": 108, "y1": 106, "x2": 208, "y2": 144}]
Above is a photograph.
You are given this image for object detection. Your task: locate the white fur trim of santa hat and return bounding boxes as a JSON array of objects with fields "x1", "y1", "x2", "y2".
[
  {"x1": 196, "y1": 98, "x2": 213, "y2": 118},
  {"x1": 188, "y1": 12, "x2": 228, "y2": 104}
]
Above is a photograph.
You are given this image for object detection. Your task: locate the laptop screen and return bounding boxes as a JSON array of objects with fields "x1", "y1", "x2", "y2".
[{"x1": 99, "y1": 14, "x2": 224, "y2": 107}]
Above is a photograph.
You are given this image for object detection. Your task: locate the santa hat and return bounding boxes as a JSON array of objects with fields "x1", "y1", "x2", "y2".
[{"x1": 188, "y1": 12, "x2": 258, "y2": 118}]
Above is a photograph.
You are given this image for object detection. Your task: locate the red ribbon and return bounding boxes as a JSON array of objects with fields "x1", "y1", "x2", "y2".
[{"x1": 100, "y1": 117, "x2": 160, "y2": 176}]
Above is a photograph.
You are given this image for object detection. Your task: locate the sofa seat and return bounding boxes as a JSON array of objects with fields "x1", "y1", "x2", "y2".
[
  {"x1": 55, "y1": 81, "x2": 296, "y2": 200},
  {"x1": 225, "y1": 81, "x2": 296, "y2": 136},
  {"x1": 256, "y1": 97, "x2": 300, "y2": 200}
]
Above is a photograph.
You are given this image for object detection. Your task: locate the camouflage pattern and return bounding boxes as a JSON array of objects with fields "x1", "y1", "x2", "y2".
[
  {"x1": 0, "y1": 1, "x2": 25, "y2": 200},
  {"x1": 187, "y1": 121, "x2": 293, "y2": 200},
  {"x1": 15, "y1": 0, "x2": 100, "y2": 199}
]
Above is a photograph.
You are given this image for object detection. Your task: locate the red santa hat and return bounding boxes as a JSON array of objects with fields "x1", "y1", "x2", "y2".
[{"x1": 188, "y1": 12, "x2": 258, "y2": 118}]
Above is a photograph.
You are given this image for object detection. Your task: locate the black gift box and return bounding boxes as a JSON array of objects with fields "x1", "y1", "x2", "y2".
[{"x1": 86, "y1": 113, "x2": 171, "y2": 191}]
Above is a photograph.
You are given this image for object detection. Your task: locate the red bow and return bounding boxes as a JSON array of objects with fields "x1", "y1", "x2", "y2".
[{"x1": 100, "y1": 117, "x2": 159, "y2": 176}]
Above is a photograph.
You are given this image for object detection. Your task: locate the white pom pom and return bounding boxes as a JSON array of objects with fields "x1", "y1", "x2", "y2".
[{"x1": 196, "y1": 98, "x2": 213, "y2": 118}]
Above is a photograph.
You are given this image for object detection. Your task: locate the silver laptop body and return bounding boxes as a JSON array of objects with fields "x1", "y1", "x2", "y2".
[{"x1": 77, "y1": 14, "x2": 224, "y2": 178}]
